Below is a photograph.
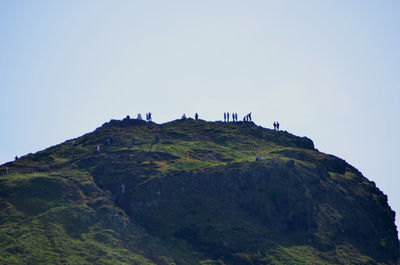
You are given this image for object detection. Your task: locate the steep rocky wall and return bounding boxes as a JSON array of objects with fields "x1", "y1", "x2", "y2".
[{"x1": 112, "y1": 158, "x2": 399, "y2": 263}]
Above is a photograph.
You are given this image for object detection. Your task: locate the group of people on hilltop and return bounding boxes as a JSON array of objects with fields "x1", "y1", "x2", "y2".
[
  {"x1": 135, "y1": 113, "x2": 153, "y2": 121},
  {"x1": 224, "y1": 112, "x2": 238, "y2": 122},
  {"x1": 127, "y1": 112, "x2": 256, "y2": 124},
  {"x1": 273, "y1": 121, "x2": 280, "y2": 130},
  {"x1": 110, "y1": 112, "x2": 282, "y2": 131},
  {"x1": 224, "y1": 112, "x2": 252, "y2": 122},
  {"x1": 243, "y1": 113, "x2": 252, "y2": 122},
  {"x1": 146, "y1": 112, "x2": 152, "y2": 122},
  {"x1": 181, "y1": 113, "x2": 201, "y2": 120},
  {"x1": 135, "y1": 113, "x2": 151, "y2": 121}
]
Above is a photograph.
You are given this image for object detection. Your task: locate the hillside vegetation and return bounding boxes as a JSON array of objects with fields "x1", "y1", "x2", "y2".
[{"x1": 1, "y1": 118, "x2": 399, "y2": 264}]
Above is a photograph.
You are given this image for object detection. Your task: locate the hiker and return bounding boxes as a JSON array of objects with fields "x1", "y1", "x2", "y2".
[
  {"x1": 227, "y1": 112, "x2": 230, "y2": 122},
  {"x1": 121, "y1": 184, "x2": 126, "y2": 194},
  {"x1": 235, "y1": 113, "x2": 237, "y2": 122},
  {"x1": 148, "y1": 112, "x2": 152, "y2": 121},
  {"x1": 137, "y1": 113, "x2": 142, "y2": 120},
  {"x1": 195, "y1": 113, "x2": 199, "y2": 120},
  {"x1": 248, "y1": 112, "x2": 252, "y2": 121},
  {"x1": 181, "y1": 114, "x2": 186, "y2": 120},
  {"x1": 126, "y1": 115, "x2": 130, "y2": 119},
  {"x1": 224, "y1": 112, "x2": 226, "y2": 122},
  {"x1": 96, "y1": 145, "x2": 100, "y2": 153},
  {"x1": 15, "y1": 156, "x2": 18, "y2": 160},
  {"x1": 273, "y1": 122, "x2": 276, "y2": 130},
  {"x1": 243, "y1": 116, "x2": 246, "y2": 122},
  {"x1": 277, "y1": 121, "x2": 280, "y2": 130},
  {"x1": 106, "y1": 136, "x2": 113, "y2": 146},
  {"x1": 232, "y1": 112, "x2": 235, "y2": 121}
]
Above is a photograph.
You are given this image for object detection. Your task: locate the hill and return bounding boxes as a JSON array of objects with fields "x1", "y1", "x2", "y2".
[{"x1": 0, "y1": 117, "x2": 399, "y2": 264}]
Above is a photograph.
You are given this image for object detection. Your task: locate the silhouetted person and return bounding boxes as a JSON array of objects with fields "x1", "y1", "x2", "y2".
[
  {"x1": 181, "y1": 114, "x2": 186, "y2": 120},
  {"x1": 195, "y1": 113, "x2": 199, "y2": 120},
  {"x1": 273, "y1": 122, "x2": 276, "y2": 130},
  {"x1": 277, "y1": 121, "x2": 280, "y2": 130},
  {"x1": 224, "y1": 112, "x2": 226, "y2": 122},
  {"x1": 227, "y1": 112, "x2": 230, "y2": 122},
  {"x1": 137, "y1": 113, "x2": 142, "y2": 120},
  {"x1": 15, "y1": 156, "x2": 18, "y2": 160},
  {"x1": 249, "y1": 112, "x2": 252, "y2": 121},
  {"x1": 235, "y1": 113, "x2": 238, "y2": 122},
  {"x1": 148, "y1": 112, "x2": 152, "y2": 122}
]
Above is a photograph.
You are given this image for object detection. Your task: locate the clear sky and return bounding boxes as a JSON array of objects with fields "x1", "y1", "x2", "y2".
[{"x1": 1, "y1": 1, "x2": 399, "y2": 231}]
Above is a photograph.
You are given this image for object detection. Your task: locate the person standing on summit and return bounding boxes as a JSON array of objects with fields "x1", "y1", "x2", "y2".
[{"x1": 227, "y1": 112, "x2": 230, "y2": 122}]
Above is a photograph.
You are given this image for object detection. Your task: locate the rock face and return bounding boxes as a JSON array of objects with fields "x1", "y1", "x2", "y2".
[{"x1": 0, "y1": 119, "x2": 399, "y2": 264}]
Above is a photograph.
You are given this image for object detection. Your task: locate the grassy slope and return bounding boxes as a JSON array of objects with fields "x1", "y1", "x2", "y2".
[
  {"x1": 0, "y1": 118, "x2": 397, "y2": 264},
  {"x1": 0, "y1": 171, "x2": 156, "y2": 265}
]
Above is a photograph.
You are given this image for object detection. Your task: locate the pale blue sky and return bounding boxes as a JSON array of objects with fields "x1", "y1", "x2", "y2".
[{"x1": 1, "y1": 1, "x2": 399, "y2": 230}]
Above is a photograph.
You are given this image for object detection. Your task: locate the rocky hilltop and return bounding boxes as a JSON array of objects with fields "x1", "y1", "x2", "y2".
[{"x1": 0, "y1": 118, "x2": 399, "y2": 264}]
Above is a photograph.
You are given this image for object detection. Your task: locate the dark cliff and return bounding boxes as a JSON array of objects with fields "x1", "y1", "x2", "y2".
[{"x1": 0, "y1": 118, "x2": 398, "y2": 264}]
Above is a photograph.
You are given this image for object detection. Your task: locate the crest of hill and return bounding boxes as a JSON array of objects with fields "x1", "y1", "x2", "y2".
[
  {"x1": 100, "y1": 117, "x2": 315, "y2": 149},
  {"x1": 0, "y1": 118, "x2": 399, "y2": 264}
]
